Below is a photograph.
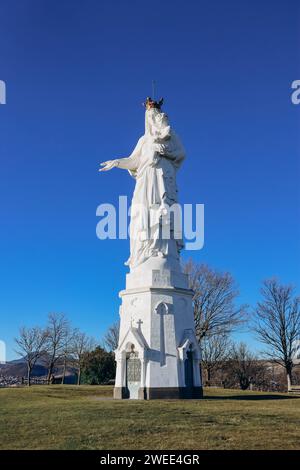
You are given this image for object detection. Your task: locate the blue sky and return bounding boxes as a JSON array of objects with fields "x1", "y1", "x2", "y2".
[{"x1": 0, "y1": 0, "x2": 299, "y2": 360}]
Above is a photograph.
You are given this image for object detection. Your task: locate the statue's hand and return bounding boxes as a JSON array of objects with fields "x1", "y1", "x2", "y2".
[{"x1": 99, "y1": 160, "x2": 119, "y2": 172}]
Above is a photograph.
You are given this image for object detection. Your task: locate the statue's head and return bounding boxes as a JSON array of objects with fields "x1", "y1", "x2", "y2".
[
  {"x1": 144, "y1": 98, "x2": 169, "y2": 136},
  {"x1": 143, "y1": 96, "x2": 164, "y2": 111}
]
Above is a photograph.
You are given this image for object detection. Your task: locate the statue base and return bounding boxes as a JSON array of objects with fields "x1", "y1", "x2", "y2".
[{"x1": 114, "y1": 260, "x2": 203, "y2": 400}]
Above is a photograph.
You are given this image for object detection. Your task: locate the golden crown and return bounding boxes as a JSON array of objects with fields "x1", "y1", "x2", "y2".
[{"x1": 143, "y1": 97, "x2": 164, "y2": 110}]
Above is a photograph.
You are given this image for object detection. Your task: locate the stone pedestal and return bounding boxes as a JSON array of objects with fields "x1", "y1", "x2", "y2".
[{"x1": 114, "y1": 258, "x2": 203, "y2": 400}]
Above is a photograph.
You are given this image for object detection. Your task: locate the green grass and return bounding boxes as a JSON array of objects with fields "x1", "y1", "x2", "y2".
[{"x1": 0, "y1": 385, "x2": 299, "y2": 450}]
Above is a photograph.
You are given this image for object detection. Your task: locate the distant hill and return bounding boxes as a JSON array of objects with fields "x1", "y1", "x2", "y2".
[
  {"x1": 0, "y1": 359, "x2": 47, "y2": 377},
  {"x1": 0, "y1": 354, "x2": 77, "y2": 382}
]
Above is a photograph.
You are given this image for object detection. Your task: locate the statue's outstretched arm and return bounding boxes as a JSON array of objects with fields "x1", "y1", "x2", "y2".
[{"x1": 99, "y1": 137, "x2": 143, "y2": 172}]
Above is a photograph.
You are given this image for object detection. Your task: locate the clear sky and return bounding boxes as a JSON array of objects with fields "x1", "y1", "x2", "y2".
[{"x1": 0, "y1": 0, "x2": 299, "y2": 360}]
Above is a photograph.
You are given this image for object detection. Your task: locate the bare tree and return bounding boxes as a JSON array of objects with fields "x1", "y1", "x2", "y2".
[
  {"x1": 253, "y1": 279, "x2": 300, "y2": 390},
  {"x1": 44, "y1": 313, "x2": 70, "y2": 384},
  {"x1": 103, "y1": 322, "x2": 119, "y2": 351},
  {"x1": 228, "y1": 342, "x2": 258, "y2": 390},
  {"x1": 61, "y1": 327, "x2": 76, "y2": 385},
  {"x1": 201, "y1": 333, "x2": 231, "y2": 385},
  {"x1": 15, "y1": 327, "x2": 47, "y2": 386},
  {"x1": 72, "y1": 331, "x2": 94, "y2": 385},
  {"x1": 184, "y1": 261, "x2": 248, "y2": 340}
]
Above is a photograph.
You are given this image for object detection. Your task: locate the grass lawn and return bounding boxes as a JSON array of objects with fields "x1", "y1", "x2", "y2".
[{"x1": 0, "y1": 385, "x2": 299, "y2": 450}]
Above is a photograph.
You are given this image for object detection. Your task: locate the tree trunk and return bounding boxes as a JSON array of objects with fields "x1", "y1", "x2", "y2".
[
  {"x1": 239, "y1": 375, "x2": 250, "y2": 390},
  {"x1": 199, "y1": 363, "x2": 203, "y2": 386},
  {"x1": 47, "y1": 361, "x2": 54, "y2": 385},
  {"x1": 207, "y1": 367, "x2": 211, "y2": 386},
  {"x1": 77, "y1": 365, "x2": 81, "y2": 385},
  {"x1": 286, "y1": 365, "x2": 292, "y2": 391},
  {"x1": 27, "y1": 364, "x2": 31, "y2": 387},
  {"x1": 61, "y1": 357, "x2": 67, "y2": 385}
]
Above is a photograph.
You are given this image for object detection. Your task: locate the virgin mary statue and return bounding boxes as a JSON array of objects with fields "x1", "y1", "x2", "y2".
[{"x1": 100, "y1": 97, "x2": 186, "y2": 271}]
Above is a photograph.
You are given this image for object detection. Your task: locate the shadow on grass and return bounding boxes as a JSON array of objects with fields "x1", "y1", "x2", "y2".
[{"x1": 204, "y1": 393, "x2": 299, "y2": 401}]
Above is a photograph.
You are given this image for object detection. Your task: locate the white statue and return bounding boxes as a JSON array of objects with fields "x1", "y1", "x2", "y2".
[{"x1": 100, "y1": 97, "x2": 186, "y2": 270}]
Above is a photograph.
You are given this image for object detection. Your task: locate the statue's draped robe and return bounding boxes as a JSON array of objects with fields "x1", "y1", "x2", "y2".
[{"x1": 117, "y1": 108, "x2": 186, "y2": 269}]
